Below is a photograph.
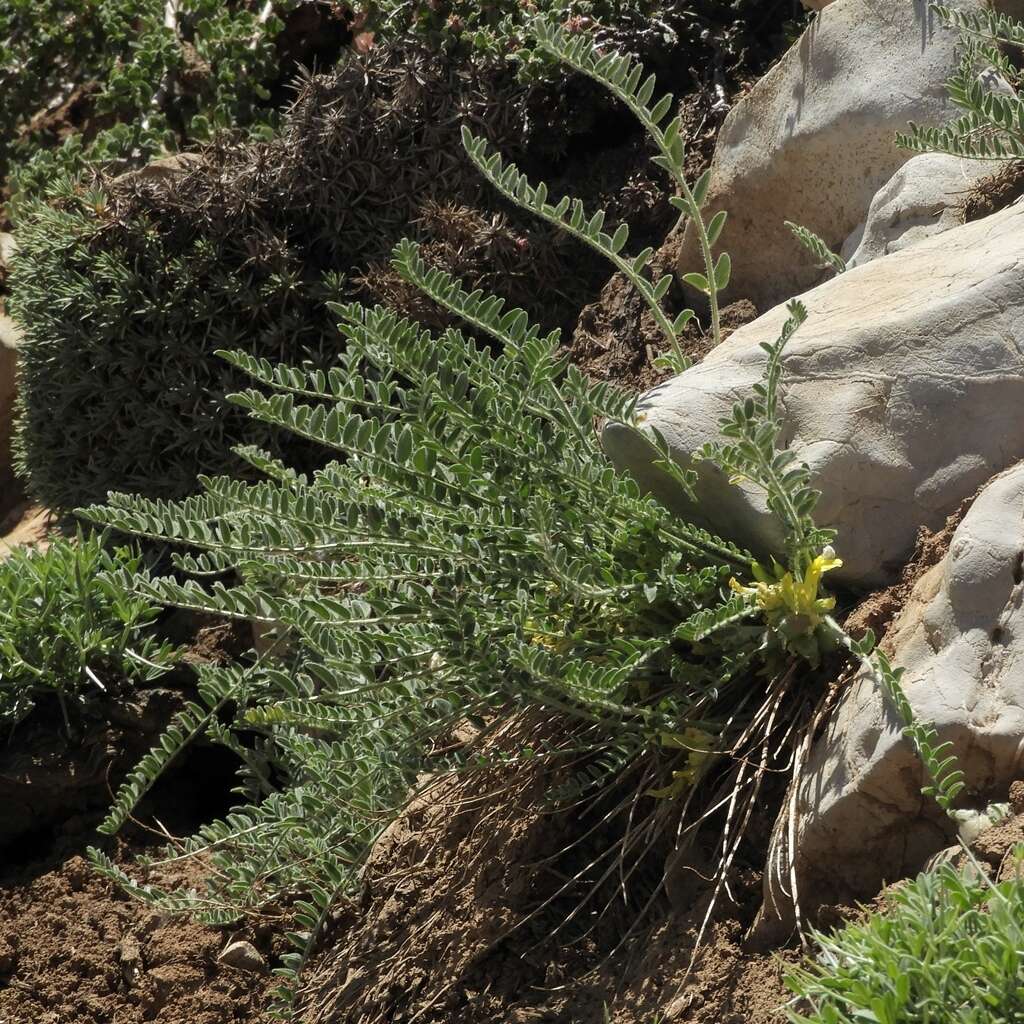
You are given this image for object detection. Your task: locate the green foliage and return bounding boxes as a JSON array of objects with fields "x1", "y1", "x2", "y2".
[
  {"x1": 0, "y1": 0, "x2": 296, "y2": 201},
  {"x1": 465, "y1": 16, "x2": 731, "y2": 373},
  {"x1": 78, "y1": 237, "x2": 970, "y2": 1008},
  {"x1": 529, "y1": 16, "x2": 731, "y2": 356},
  {"x1": 785, "y1": 222, "x2": 847, "y2": 275},
  {"x1": 699, "y1": 300, "x2": 826, "y2": 565},
  {"x1": 787, "y1": 859, "x2": 1024, "y2": 1024},
  {"x1": 78, "y1": 239, "x2": 819, "y2": 1006},
  {"x1": 898, "y1": 4, "x2": 1024, "y2": 161},
  {"x1": 0, "y1": 532, "x2": 175, "y2": 731}
]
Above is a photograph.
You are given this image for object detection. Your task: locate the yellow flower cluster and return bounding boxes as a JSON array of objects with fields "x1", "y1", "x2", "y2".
[
  {"x1": 646, "y1": 727, "x2": 716, "y2": 799},
  {"x1": 729, "y1": 547, "x2": 843, "y2": 634}
]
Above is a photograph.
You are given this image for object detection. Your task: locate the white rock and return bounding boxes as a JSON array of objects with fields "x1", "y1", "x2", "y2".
[
  {"x1": 677, "y1": 0, "x2": 1021, "y2": 311},
  {"x1": 841, "y1": 153, "x2": 994, "y2": 269},
  {"x1": 758, "y1": 462, "x2": 1024, "y2": 932},
  {"x1": 603, "y1": 199, "x2": 1024, "y2": 588},
  {"x1": 217, "y1": 939, "x2": 267, "y2": 974},
  {"x1": 0, "y1": 233, "x2": 15, "y2": 270}
]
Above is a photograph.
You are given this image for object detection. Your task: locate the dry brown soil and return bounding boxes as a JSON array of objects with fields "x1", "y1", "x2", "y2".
[{"x1": 0, "y1": 845, "x2": 277, "y2": 1024}]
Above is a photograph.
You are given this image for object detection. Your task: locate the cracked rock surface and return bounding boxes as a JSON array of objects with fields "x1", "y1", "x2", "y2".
[
  {"x1": 604, "y1": 199, "x2": 1024, "y2": 588},
  {"x1": 759, "y1": 462, "x2": 1024, "y2": 932}
]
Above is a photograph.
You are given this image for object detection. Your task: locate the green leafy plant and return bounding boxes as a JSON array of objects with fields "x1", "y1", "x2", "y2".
[
  {"x1": 898, "y1": 4, "x2": 1024, "y2": 160},
  {"x1": 785, "y1": 221, "x2": 847, "y2": 275},
  {"x1": 72, "y1": 17, "x2": 970, "y2": 1013},
  {"x1": 0, "y1": 532, "x2": 176, "y2": 732},
  {"x1": 463, "y1": 16, "x2": 731, "y2": 373},
  {"x1": 79, "y1": 244, "x2": 814, "y2": 1012},
  {"x1": 1, "y1": 0, "x2": 298, "y2": 201},
  {"x1": 80, "y1": 242, "x2": 967, "y2": 1009},
  {"x1": 786, "y1": 857, "x2": 1024, "y2": 1024}
]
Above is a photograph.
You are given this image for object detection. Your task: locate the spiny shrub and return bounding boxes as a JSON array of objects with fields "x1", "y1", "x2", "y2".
[
  {"x1": 1, "y1": 0, "x2": 303, "y2": 202},
  {"x1": 10, "y1": 43, "x2": 534, "y2": 512},
  {"x1": 786, "y1": 859, "x2": 1024, "y2": 1024},
  {"x1": 0, "y1": 532, "x2": 175, "y2": 732},
  {"x1": 898, "y1": 4, "x2": 1024, "y2": 160},
  {"x1": 10, "y1": 1, "x2": 805, "y2": 516},
  {"x1": 364, "y1": 0, "x2": 807, "y2": 87}
]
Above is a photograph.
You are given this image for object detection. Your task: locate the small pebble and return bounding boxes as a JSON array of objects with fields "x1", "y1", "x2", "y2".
[{"x1": 217, "y1": 939, "x2": 267, "y2": 974}]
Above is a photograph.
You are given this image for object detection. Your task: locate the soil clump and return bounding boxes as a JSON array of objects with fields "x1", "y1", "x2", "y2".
[{"x1": 296, "y1": 724, "x2": 799, "y2": 1024}]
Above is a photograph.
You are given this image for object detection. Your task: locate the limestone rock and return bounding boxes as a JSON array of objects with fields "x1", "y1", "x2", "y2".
[
  {"x1": 842, "y1": 153, "x2": 993, "y2": 269},
  {"x1": 677, "y1": 0, "x2": 1018, "y2": 311},
  {"x1": 604, "y1": 200, "x2": 1024, "y2": 588},
  {"x1": 217, "y1": 939, "x2": 267, "y2": 974},
  {"x1": 0, "y1": 233, "x2": 15, "y2": 270},
  {"x1": 759, "y1": 462, "x2": 1024, "y2": 928}
]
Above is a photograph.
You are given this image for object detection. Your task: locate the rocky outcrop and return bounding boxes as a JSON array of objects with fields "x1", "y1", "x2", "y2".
[
  {"x1": 842, "y1": 153, "x2": 994, "y2": 268},
  {"x1": 604, "y1": 199, "x2": 1024, "y2": 588},
  {"x1": 677, "y1": 0, "x2": 1017, "y2": 311},
  {"x1": 758, "y1": 462, "x2": 1024, "y2": 929}
]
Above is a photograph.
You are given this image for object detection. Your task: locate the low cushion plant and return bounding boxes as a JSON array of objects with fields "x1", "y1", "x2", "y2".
[
  {"x1": 787, "y1": 858, "x2": 1024, "y2": 1024},
  {"x1": 8, "y1": 0, "x2": 806, "y2": 516},
  {"x1": 0, "y1": 532, "x2": 176, "y2": 732},
  {"x1": 8, "y1": 42, "x2": 526, "y2": 512}
]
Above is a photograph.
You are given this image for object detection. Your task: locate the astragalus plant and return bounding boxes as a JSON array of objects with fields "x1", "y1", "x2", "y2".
[
  {"x1": 898, "y1": 4, "x2": 1024, "y2": 160},
  {"x1": 83, "y1": 247, "x2": 812, "y2": 1011},
  {"x1": 78, "y1": 17, "x2": 967, "y2": 1012},
  {"x1": 464, "y1": 17, "x2": 735, "y2": 372}
]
